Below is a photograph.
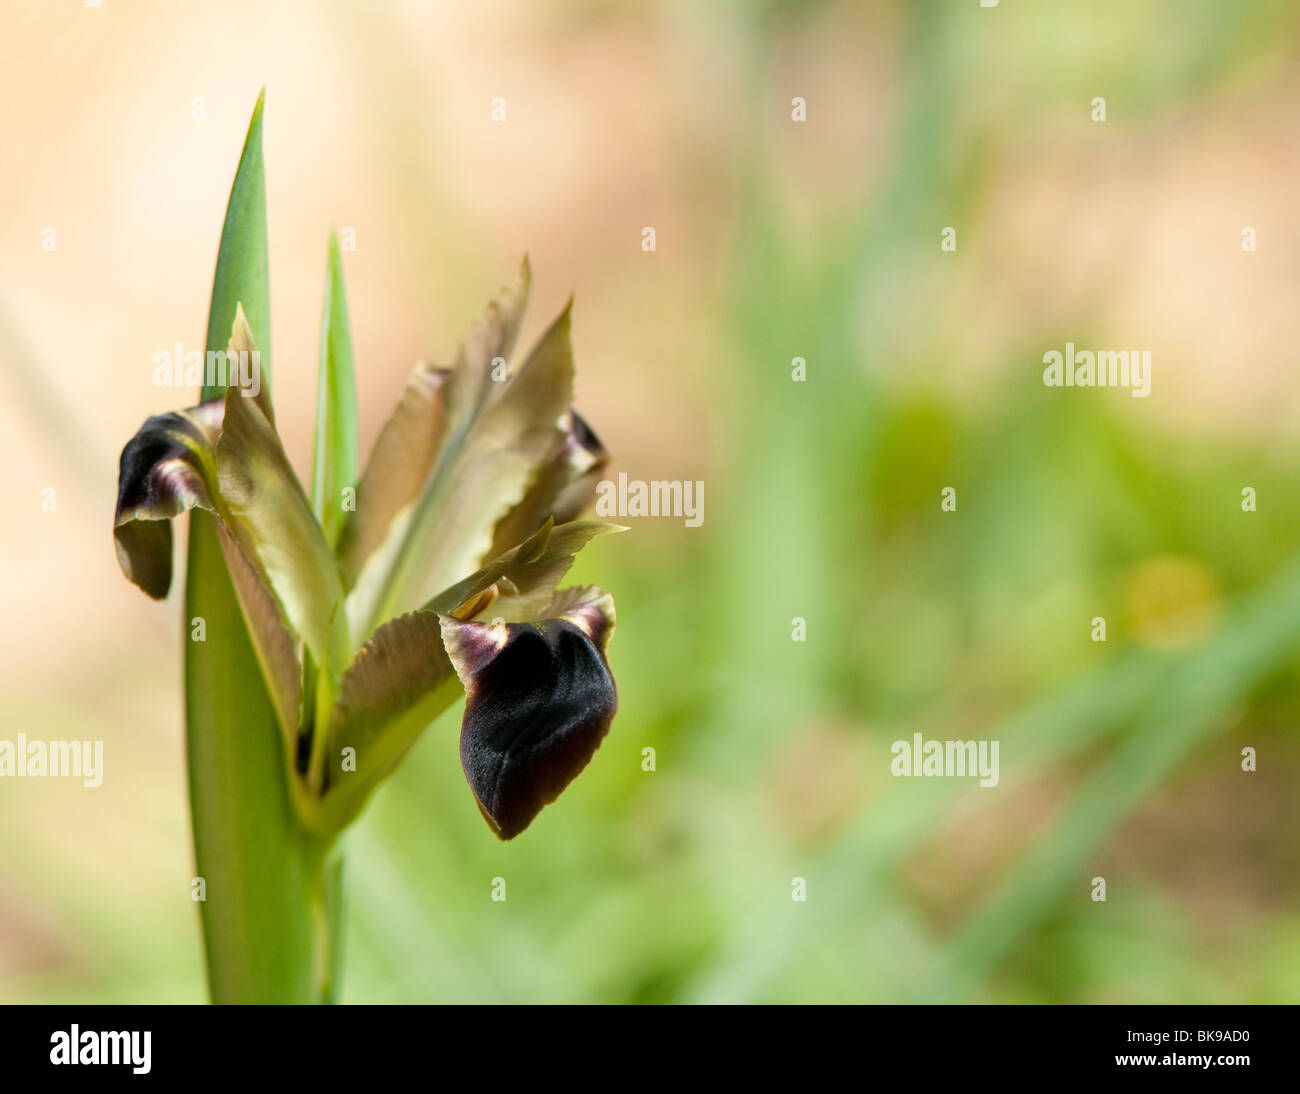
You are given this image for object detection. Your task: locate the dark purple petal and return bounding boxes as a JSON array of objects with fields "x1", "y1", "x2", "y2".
[
  {"x1": 440, "y1": 588, "x2": 617, "y2": 839},
  {"x1": 113, "y1": 404, "x2": 222, "y2": 598}
]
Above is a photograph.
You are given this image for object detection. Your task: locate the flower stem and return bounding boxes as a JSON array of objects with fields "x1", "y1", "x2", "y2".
[{"x1": 186, "y1": 512, "x2": 326, "y2": 1002}]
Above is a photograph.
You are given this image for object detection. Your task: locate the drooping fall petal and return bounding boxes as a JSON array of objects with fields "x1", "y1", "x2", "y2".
[
  {"x1": 114, "y1": 400, "x2": 224, "y2": 599},
  {"x1": 113, "y1": 307, "x2": 338, "y2": 743},
  {"x1": 321, "y1": 519, "x2": 621, "y2": 829},
  {"x1": 114, "y1": 389, "x2": 303, "y2": 742},
  {"x1": 440, "y1": 586, "x2": 617, "y2": 840}
]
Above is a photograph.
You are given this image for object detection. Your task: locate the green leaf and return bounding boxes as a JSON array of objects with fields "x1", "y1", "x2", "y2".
[
  {"x1": 186, "y1": 515, "x2": 321, "y2": 1002},
  {"x1": 184, "y1": 89, "x2": 324, "y2": 1003},
  {"x1": 312, "y1": 228, "x2": 359, "y2": 548},
  {"x1": 203, "y1": 90, "x2": 270, "y2": 400}
]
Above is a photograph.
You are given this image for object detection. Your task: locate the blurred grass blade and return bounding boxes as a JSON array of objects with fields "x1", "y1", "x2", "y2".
[
  {"x1": 185, "y1": 89, "x2": 323, "y2": 1003},
  {"x1": 312, "y1": 228, "x2": 359, "y2": 548},
  {"x1": 926, "y1": 554, "x2": 1300, "y2": 998}
]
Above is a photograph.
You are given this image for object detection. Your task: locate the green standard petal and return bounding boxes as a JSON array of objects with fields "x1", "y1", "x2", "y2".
[
  {"x1": 216, "y1": 309, "x2": 351, "y2": 680},
  {"x1": 352, "y1": 258, "x2": 582, "y2": 638},
  {"x1": 317, "y1": 609, "x2": 460, "y2": 829},
  {"x1": 212, "y1": 519, "x2": 304, "y2": 739},
  {"x1": 426, "y1": 517, "x2": 625, "y2": 623},
  {"x1": 336, "y1": 361, "x2": 449, "y2": 594},
  {"x1": 488, "y1": 408, "x2": 609, "y2": 560},
  {"x1": 442, "y1": 254, "x2": 532, "y2": 426},
  {"x1": 441, "y1": 586, "x2": 617, "y2": 840}
]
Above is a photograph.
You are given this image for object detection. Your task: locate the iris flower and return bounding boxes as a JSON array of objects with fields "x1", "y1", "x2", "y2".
[{"x1": 113, "y1": 260, "x2": 623, "y2": 840}]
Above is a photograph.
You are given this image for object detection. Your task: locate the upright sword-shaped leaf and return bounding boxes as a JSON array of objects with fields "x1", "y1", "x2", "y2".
[{"x1": 184, "y1": 90, "x2": 326, "y2": 1003}]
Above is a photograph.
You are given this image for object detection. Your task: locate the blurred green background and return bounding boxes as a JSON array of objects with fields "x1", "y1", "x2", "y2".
[{"x1": 3, "y1": 0, "x2": 1300, "y2": 1003}]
